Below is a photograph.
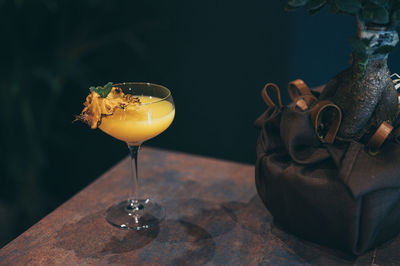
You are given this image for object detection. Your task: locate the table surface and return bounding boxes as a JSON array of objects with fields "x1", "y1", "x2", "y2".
[{"x1": 1, "y1": 147, "x2": 400, "y2": 265}]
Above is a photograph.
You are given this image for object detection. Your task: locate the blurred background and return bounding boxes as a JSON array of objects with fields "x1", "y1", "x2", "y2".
[{"x1": 1, "y1": 0, "x2": 400, "y2": 248}]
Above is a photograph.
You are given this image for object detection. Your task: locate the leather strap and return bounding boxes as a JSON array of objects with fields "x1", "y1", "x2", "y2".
[
  {"x1": 261, "y1": 83, "x2": 283, "y2": 108},
  {"x1": 310, "y1": 100, "x2": 342, "y2": 144},
  {"x1": 288, "y1": 79, "x2": 317, "y2": 111},
  {"x1": 368, "y1": 122, "x2": 393, "y2": 150}
]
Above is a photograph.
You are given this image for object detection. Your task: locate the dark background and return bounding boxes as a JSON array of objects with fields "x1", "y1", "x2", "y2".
[{"x1": 1, "y1": 0, "x2": 400, "y2": 248}]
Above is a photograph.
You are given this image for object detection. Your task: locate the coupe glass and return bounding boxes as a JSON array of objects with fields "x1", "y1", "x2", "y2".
[{"x1": 99, "y1": 82, "x2": 175, "y2": 230}]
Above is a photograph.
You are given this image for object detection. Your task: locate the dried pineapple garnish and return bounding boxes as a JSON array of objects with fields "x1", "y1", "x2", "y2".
[{"x1": 76, "y1": 83, "x2": 140, "y2": 129}]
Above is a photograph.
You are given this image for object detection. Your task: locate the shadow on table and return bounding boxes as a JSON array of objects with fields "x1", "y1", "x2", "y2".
[
  {"x1": 139, "y1": 197, "x2": 238, "y2": 265},
  {"x1": 152, "y1": 219, "x2": 216, "y2": 265},
  {"x1": 55, "y1": 210, "x2": 160, "y2": 259},
  {"x1": 161, "y1": 197, "x2": 238, "y2": 238}
]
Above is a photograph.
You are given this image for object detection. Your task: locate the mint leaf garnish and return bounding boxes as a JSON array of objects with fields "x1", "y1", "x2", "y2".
[{"x1": 89, "y1": 82, "x2": 113, "y2": 98}]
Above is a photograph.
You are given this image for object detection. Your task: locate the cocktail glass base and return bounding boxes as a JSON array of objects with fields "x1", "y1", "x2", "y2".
[{"x1": 105, "y1": 199, "x2": 165, "y2": 230}]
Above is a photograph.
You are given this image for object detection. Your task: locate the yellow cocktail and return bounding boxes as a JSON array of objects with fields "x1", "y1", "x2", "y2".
[
  {"x1": 99, "y1": 96, "x2": 175, "y2": 145},
  {"x1": 78, "y1": 82, "x2": 174, "y2": 231}
]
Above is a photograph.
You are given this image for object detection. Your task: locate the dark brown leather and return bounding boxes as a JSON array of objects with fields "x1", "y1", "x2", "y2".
[
  {"x1": 288, "y1": 79, "x2": 317, "y2": 110},
  {"x1": 255, "y1": 83, "x2": 400, "y2": 256},
  {"x1": 310, "y1": 100, "x2": 342, "y2": 144},
  {"x1": 261, "y1": 83, "x2": 282, "y2": 108},
  {"x1": 368, "y1": 122, "x2": 393, "y2": 150}
]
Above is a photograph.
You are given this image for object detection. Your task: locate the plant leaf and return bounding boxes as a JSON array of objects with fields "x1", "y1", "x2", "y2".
[
  {"x1": 307, "y1": 0, "x2": 326, "y2": 10},
  {"x1": 327, "y1": 0, "x2": 339, "y2": 13},
  {"x1": 358, "y1": 58, "x2": 369, "y2": 76},
  {"x1": 361, "y1": 36, "x2": 374, "y2": 47},
  {"x1": 349, "y1": 38, "x2": 369, "y2": 60},
  {"x1": 373, "y1": 45, "x2": 396, "y2": 54},
  {"x1": 370, "y1": 0, "x2": 389, "y2": 6},
  {"x1": 89, "y1": 82, "x2": 113, "y2": 98},
  {"x1": 335, "y1": 0, "x2": 361, "y2": 14},
  {"x1": 307, "y1": 0, "x2": 327, "y2": 14},
  {"x1": 392, "y1": 9, "x2": 400, "y2": 26},
  {"x1": 362, "y1": 3, "x2": 389, "y2": 24},
  {"x1": 287, "y1": 0, "x2": 309, "y2": 8}
]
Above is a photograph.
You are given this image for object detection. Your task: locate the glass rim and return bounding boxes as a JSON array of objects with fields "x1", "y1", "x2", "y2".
[{"x1": 112, "y1": 82, "x2": 172, "y2": 105}]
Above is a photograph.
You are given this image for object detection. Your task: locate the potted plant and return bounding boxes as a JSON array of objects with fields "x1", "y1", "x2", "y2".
[{"x1": 286, "y1": 0, "x2": 400, "y2": 140}]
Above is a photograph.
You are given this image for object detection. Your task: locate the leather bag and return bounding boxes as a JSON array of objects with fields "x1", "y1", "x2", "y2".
[{"x1": 255, "y1": 80, "x2": 400, "y2": 255}]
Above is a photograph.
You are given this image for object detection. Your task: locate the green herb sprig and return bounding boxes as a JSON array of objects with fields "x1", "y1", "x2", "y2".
[{"x1": 89, "y1": 82, "x2": 113, "y2": 98}]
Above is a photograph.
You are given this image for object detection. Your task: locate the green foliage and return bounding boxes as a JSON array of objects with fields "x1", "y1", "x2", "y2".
[
  {"x1": 348, "y1": 38, "x2": 395, "y2": 74},
  {"x1": 285, "y1": 0, "x2": 400, "y2": 27},
  {"x1": 349, "y1": 37, "x2": 373, "y2": 60},
  {"x1": 362, "y1": 3, "x2": 389, "y2": 24},
  {"x1": 373, "y1": 45, "x2": 397, "y2": 54},
  {"x1": 307, "y1": 0, "x2": 327, "y2": 14},
  {"x1": 285, "y1": 0, "x2": 400, "y2": 73},
  {"x1": 335, "y1": 0, "x2": 361, "y2": 14},
  {"x1": 347, "y1": 36, "x2": 396, "y2": 74},
  {"x1": 328, "y1": 1, "x2": 339, "y2": 14},
  {"x1": 89, "y1": 82, "x2": 113, "y2": 98},
  {"x1": 358, "y1": 58, "x2": 370, "y2": 75},
  {"x1": 392, "y1": 9, "x2": 400, "y2": 26}
]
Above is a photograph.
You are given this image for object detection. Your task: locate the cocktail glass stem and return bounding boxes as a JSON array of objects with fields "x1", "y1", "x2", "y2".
[{"x1": 127, "y1": 144, "x2": 141, "y2": 213}]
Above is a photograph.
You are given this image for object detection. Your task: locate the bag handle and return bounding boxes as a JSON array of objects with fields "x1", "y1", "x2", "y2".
[
  {"x1": 261, "y1": 83, "x2": 283, "y2": 108},
  {"x1": 311, "y1": 100, "x2": 342, "y2": 144},
  {"x1": 288, "y1": 79, "x2": 317, "y2": 111},
  {"x1": 368, "y1": 122, "x2": 393, "y2": 151}
]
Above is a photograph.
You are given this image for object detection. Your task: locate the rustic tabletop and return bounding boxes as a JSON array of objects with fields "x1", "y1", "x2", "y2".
[{"x1": 0, "y1": 147, "x2": 399, "y2": 265}]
